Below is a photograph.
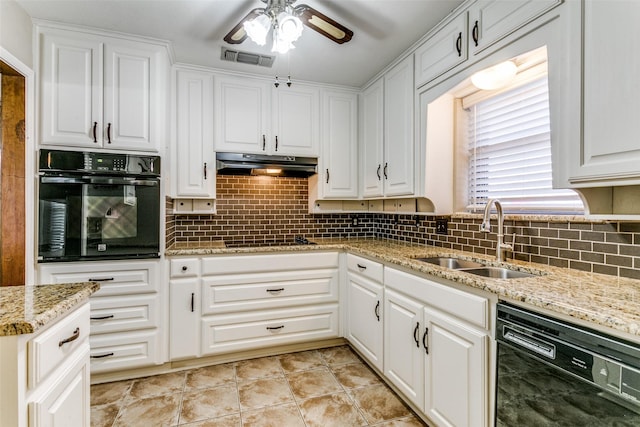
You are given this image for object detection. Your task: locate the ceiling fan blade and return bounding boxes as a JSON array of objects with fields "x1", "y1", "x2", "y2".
[
  {"x1": 224, "y1": 8, "x2": 264, "y2": 45},
  {"x1": 295, "y1": 4, "x2": 353, "y2": 44}
]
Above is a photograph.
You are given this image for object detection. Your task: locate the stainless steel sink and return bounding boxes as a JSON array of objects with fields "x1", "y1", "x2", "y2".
[
  {"x1": 415, "y1": 257, "x2": 485, "y2": 269},
  {"x1": 459, "y1": 267, "x2": 537, "y2": 279}
]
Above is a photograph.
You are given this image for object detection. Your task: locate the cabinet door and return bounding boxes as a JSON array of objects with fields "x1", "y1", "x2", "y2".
[
  {"x1": 468, "y1": 0, "x2": 560, "y2": 56},
  {"x1": 360, "y1": 79, "x2": 384, "y2": 198},
  {"x1": 169, "y1": 279, "x2": 200, "y2": 360},
  {"x1": 346, "y1": 272, "x2": 383, "y2": 371},
  {"x1": 383, "y1": 288, "x2": 424, "y2": 409},
  {"x1": 175, "y1": 69, "x2": 215, "y2": 198},
  {"x1": 103, "y1": 43, "x2": 155, "y2": 151},
  {"x1": 272, "y1": 85, "x2": 320, "y2": 156},
  {"x1": 570, "y1": 1, "x2": 640, "y2": 183},
  {"x1": 215, "y1": 76, "x2": 270, "y2": 154},
  {"x1": 414, "y1": 13, "x2": 467, "y2": 88},
  {"x1": 29, "y1": 346, "x2": 90, "y2": 427},
  {"x1": 322, "y1": 90, "x2": 358, "y2": 198},
  {"x1": 39, "y1": 32, "x2": 102, "y2": 147},
  {"x1": 424, "y1": 307, "x2": 488, "y2": 427},
  {"x1": 384, "y1": 56, "x2": 415, "y2": 196}
]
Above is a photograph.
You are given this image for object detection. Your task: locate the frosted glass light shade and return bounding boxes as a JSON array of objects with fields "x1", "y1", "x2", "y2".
[
  {"x1": 471, "y1": 61, "x2": 518, "y2": 90},
  {"x1": 243, "y1": 14, "x2": 271, "y2": 46}
]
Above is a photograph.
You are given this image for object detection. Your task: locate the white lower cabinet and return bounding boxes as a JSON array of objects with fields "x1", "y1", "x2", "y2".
[
  {"x1": 38, "y1": 260, "x2": 164, "y2": 373},
  {"x1": 0, "y1": 303, "x2": 90, "y2": 427},
  {"x1": 384, "y1": 267, "x2": 489, "y2": 427},
  {"x1": 169, "y1": 252, "x2": 340, "y2": 360},
  {"x1": 345, "y1": 254, "x2": 384, "y2": 371}
]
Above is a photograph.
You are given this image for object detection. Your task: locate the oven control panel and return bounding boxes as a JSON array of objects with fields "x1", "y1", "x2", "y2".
[{"x1": 39, "y1": 149, "x2": 161, "y2": 176}]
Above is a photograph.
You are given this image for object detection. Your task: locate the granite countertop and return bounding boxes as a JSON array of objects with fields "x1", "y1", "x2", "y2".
[
  {"x1": 0, "y1": 282, "x2": 100, "y2": 336},
  {"x1": 167, "y1": 238, "x2": 640, "y2": 338}
]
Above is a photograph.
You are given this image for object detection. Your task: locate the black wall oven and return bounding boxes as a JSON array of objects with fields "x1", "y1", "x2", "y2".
[
  {"x1": 495, "y1": 302, "x2": 640, "y2": 426},
  {"x1": 38, "y1": 149, "x2": 161, "y2": 262}
]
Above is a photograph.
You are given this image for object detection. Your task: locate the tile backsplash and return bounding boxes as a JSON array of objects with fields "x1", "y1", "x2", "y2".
[{"x1": 167, "y1": 176, "x2": 640, "y2": 279}]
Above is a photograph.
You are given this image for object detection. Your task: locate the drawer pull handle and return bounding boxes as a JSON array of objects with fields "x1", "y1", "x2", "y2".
[
  {"x1": 58, "y1": 327, "x2": 80, "y2": 347},
  {"x1": 266, "y1": 325, "x2": 285, "y2": 331},
  {"x1": 89, "y1": 277, "x2": 114, "y2": 282},
  {"x1": 191, "y1": 293, "x2": 195, "y2": 312},
  {"x1": 456, "y1": 31, "x2": 463, "y2": 56},
  {"x1": 266, "y1": 288, "x2": 285, "y2": 294},
  {"x1": 92, "y1": 121, "x2": 98, "y2": 143},
  {"x1": 357, "y1": 263, "x2": 367, "y2": 270},
  {"x1": 90, "y1": 315, "x2": 115, "y2": 320},
  {"x1": 472, "y1": 20, "x2": 479, "y2": 46},
  {"x1": 91, "y1": 352, "x2": 115, "y2": 359},
  {"x1": 374, "y1": 300, "x2": 380, "y2": 321},
  {"x1": 376, "y1": 164, "x2": 381, "y2": 181},
  {"x1": 107, "y1": 122, "x2": 112, "y2": 144},
  {"x1": 413, "y1": 322, "x2": 420, "y2": 348},
  {"x1": 423, "y1": 327, "x2": 429, "y2": 354}
]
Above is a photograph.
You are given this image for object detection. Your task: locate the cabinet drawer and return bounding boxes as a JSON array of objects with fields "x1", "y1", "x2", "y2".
[
  {"x1": 201, "y1": 269, "x2": 339, "y2": 314},
  {"x1": 89, "y1": 329, "x2": 161, "y2": 373},
  {"x1": 385, "y1": 268, "x2": 489, "y2": 329},
  {"x1": 28, "y1": 304, "x2": 90, "y2": 388},
  {"x1": 39, "y1": 261, "x2": 160, "y2": 295},
  {"x1": 170, "y1": 258, "x2": 200, "y2": 278},
  {"x1": 201, "y1": 304, "x2": 339, "y2": 356},
  {"x1": 89, "y1": 294, "x2": 159, "y2": 334},
  {"x1": 201, "y1": 252, "x2": 339, "y2": 275},
  {"x1": 347, "y1": 254, "x2": 383, "y2": 282}
]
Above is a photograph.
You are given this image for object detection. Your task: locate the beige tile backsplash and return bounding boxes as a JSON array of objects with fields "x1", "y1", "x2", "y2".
[{"x1": 167, "y1": 176, "x2": 640, "y2": 279}]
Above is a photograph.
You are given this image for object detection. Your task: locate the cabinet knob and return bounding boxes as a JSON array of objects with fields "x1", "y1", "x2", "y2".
[{"x1": 182, "y1": 266, "x2": 188, "y2": 271}]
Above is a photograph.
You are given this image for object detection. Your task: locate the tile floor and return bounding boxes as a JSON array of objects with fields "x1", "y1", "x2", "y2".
[{"x1": 90, "y1": 345, "x2": 428, "y2": 427}]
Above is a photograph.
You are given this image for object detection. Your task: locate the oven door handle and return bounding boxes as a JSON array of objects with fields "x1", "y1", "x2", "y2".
[{"x1": 40, "y1": 176, "x2": 158, "y2": 186}]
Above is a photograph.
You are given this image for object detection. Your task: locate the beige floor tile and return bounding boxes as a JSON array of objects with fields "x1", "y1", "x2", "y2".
[
  {"x1": 278, "y1": 350, "x2": 324, "y2": 373},
  {"x1": 350, "y1": 384, "x2": 412, "y2": 424},
  {"x1": 298, "y1": 392, "x2": 367, "y2": 427},
  {"x1": 185, "y1": 363, "x2": 236, "y2": 390},
  {"x1": 332, "y1": 363, "x2": 382, "y2": 389},
  {"x1": 318, "y1": 345, "x2": 360, "y2": 365},
  {"x1": 238, "y1": 376, "x2": 294, "y2": 410},
  {"x1": 114, "y1": 393, "x2": 181, "y2": 427},
  {"x1": 179, "y1": 385, "x2": 239, "y2": 424},
  {"x1": 287, "y1": 367, "x2": 343, "y2": 400},
  {"x1": 90, "y1": 379, "x2": 133, "y2": 406},
  {"x1": 91, "y1": 403, "x2": 120, "y2": 427},
  {"x1": 235, "y1": 356, "x2": 283, "y2": 381},
  {"x1": 372, "y1": 415, "x2": 428, "y2": 426},
  {"x1": 241, "y1": 403, "x2": 305, "y2": 427},
  {"x1": 176, "y1": 414, "x2": 242, "y2": 426},
  {"x1": 129, "y1": 371, "x2": 186, "y2": 400}
]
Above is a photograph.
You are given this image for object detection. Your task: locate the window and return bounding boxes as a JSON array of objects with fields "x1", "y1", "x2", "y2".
[{"x1": 465, "y1": 76, "x2": 583, "y2": 213}]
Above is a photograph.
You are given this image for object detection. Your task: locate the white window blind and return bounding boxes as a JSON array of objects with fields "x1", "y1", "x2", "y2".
[{"x1": 466, "y1": 77, "x2": 583, "y2": 213}]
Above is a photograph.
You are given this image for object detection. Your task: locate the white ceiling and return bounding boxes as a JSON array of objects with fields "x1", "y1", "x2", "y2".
[{"x1": 16, "y1": 0, "x2": 464, "y2": 88}]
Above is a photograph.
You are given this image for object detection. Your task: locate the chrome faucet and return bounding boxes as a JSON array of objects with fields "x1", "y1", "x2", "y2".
[{"x1": 480, "y1": 199, "x2": 513, "y2": 262}]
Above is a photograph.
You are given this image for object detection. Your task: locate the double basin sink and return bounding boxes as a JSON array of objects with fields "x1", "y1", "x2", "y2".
[{"x1": 414, "y1": 257, "x2": 539, "y2": 279}]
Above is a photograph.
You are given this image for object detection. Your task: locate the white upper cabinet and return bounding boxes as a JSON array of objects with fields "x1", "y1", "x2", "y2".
[
  {"x1": 174, "y1": 68, "x2": 215, "y2": 198},
  {"x1": 566, "y1": 1, "x2": 640, "y2": 185},
  {"x1": 215, "y1": 75, "x2": 320, "y2": 156},
  {"x1": 467, "y1": 0, "x2": 560, "y2": 56},
  {"x1": 360, "y1": 56, "x2": 414, "y2": 199},
  {"x1": 361, "y1": 78, "x2": 385, "y2": 198},
  {"x1": 383, "y1": 56, "x2": 415, "y2": 197},
  {"x1": 38, "y1": 25, "x2": 168, "y2": 152},
  {"x1": 415, "y1": 13, "x2": 468, "y2": 88},
  {"x1": 320, "y1": 90, "x2": 358, "y2": 198}
]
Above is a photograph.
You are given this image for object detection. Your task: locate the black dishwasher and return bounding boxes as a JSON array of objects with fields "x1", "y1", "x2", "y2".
[{"x1": 495, "y1": 302, "x2": 640, "y2": 426}]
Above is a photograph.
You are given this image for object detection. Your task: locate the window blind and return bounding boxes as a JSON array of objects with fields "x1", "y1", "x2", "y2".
[{"x1": 466, "y1": 77, "x2": 583, "y2": 213}]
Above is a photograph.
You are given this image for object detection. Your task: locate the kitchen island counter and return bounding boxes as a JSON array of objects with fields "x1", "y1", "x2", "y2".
[
  {"x1": 167, "y1": 238, "x2": 640, "y2": 339},
  {"x1": 0, "y1": 282, "x2": 100, "y2": 336}
]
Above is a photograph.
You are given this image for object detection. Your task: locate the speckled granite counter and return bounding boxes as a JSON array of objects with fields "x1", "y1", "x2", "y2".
[
  {"x1": 167, "y1": 238, "x2": 640, "y2": 339},
  {"x1": 0, "y1": 282, "x2": 100, "y2": 336}
]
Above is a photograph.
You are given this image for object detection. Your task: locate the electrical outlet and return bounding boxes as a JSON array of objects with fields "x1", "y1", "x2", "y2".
[
  {"x1": 435, "y1": 218, "x2": 448, "y2": 235},
  {"x1": 351, "y1": 215, "x2": 359, "y2": 226}
]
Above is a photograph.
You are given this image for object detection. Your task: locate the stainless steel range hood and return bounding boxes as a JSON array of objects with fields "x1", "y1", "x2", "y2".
[{"x1": 216, "y1": 152, "x2": 318, "y2": 177}]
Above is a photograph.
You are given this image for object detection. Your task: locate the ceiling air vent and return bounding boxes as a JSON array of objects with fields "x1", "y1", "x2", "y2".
[{"x1": 221, "y1": 47, "x2": 275, "y2": 68}]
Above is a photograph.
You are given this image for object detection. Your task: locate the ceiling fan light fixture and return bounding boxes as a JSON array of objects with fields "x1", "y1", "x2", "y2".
[
  {"x1": 277, "y1": 12, "x2": 303, "y2": 43},
  {"x1": 272, "y1": 28, "x2": 295, "y2": 54},
  {"x1": 243, "y1": 14, "x2": 271, "y2": 46}
]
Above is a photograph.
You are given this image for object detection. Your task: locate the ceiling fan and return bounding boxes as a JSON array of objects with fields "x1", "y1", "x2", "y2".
[{"x1": 224, "y1": 0, "x2": 353, "y2": 54}]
